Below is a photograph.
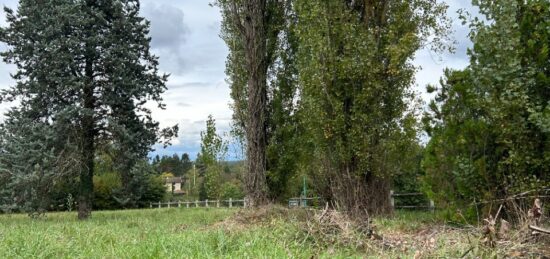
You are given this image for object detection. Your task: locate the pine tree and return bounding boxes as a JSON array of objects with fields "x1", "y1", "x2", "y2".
[
  {"x1": 0, "y1": 0, "x2": 175, "y2": 219},
  {"x1": 0, "y1": 109, "x2": 77, "y2": 216},
  {"x1": 180, "y1": 153, "x2": 193, "y2": 175}
]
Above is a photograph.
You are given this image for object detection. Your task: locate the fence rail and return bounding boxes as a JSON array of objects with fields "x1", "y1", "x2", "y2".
[
  {"x1": 151, "y1": 189, "x2": 548, "y2": 211},
  {"x1": 287, "y1": 192, "x2": 435, "y2": 211},
  {"x1": 150, "y1": 191, "x2": 435, "y2": 211},
  {"x1": 150, "y1": 198, "x2": 246, "y2": 209},
  {"x1": 390, "y1": 190, "x2": 435, "y2": 211},
  {"x1": 288, "y1": 197, "x2": 322, "y2": 208}
]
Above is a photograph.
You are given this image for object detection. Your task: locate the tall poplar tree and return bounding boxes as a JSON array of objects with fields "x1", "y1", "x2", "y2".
[
  {"x1": 0, "y1": 0, "x2": 174, "y2": 219},
  {"x1": 215, "y1": 0, "x2": 286, "y2": 206},
  {"x1": 295, "y1": 0, "x2": 452, "y2": 216}
]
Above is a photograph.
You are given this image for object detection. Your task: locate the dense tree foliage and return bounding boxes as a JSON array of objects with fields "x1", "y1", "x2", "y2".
[
  {"x1": 0, "y1": 0, "x2": 175, "y2": 219},
  {"x1": 264, "y1": 2, "x2": 303, "y2": 201},
  {"x1": 216, "y1": 0, "x2": 454, "y2": 217},
  {"x1": 0, "y1": 113, "x2": 76, "y2": 216},
  {"x1": 423, "y1": 0, "x2": 550, "y2": 218},
  {"x1": 152, "y1": 153, "x2": 193, "y2": 176},
  {"x1": 0, "y1": 0, "x2": 547, "y2": 224},
  {"x1": 217, "y1": 0, "x2": 301, "y2": 202},
  {"x1": 293, "y1": 0, "x2": 451, "y2": 216}
]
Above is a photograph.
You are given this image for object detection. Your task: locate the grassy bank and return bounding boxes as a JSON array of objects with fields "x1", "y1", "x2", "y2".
[{"x1": 0, "y1": 208, "x2": 547, "y2": 258}]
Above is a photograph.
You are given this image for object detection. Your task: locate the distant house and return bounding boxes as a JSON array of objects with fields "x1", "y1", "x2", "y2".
[{"x1": 164, "y1": 177, "x2": 186, "y2": 195}]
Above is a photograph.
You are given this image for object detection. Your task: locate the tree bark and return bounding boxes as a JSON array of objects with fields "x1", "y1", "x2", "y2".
[
  {"x1": 242, "y1": 0, "x2": 269, "y2": 207},
  {"x1": 78, "y1": 48, "x2": 95, "y2": 220},
  {"x1": 78, "y1": 121, "x2": 94, "y2": 220}
]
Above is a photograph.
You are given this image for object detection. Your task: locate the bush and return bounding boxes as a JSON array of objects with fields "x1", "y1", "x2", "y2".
[
  {"x1": 220, "y1": 180, "x2": 244, "y2": 200},
  {"x1": 137, "y1": 175, "x2": 167, "y2": 207},
  {"x1": 94, "y1": 172, "x2": 122, "y2": 210}
]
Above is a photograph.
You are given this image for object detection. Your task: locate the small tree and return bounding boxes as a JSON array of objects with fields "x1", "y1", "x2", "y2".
[{"x1": 196, "y1": 115, "x2": 228, "y2": 199}]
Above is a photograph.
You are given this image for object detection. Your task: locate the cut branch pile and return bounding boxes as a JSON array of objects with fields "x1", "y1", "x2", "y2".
[
  {"x1": 304, "y1": 205, "x2": 361, "y2": 247},
  {"x1": 300, "y1": 203, "x2": 399, "y2": 253},
  {"x1": 462, "y1": 198, "x2": 550, "y2": 258}
]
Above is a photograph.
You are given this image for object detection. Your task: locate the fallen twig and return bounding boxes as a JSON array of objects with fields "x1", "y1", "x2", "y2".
[
  {"x1": 460, "y1": 246, "x2": 474, "y2": 258},
  {"x1": 472, "y1": 195, "x2": 550, "y2": 205},
  {"x1": 528, "y1": 225, "x2": 550, "y2": 235}
]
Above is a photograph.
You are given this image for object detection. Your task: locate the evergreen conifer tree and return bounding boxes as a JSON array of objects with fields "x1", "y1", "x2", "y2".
[{"x1": 0, "y1": 0, "x2": 176, "y2": 219}]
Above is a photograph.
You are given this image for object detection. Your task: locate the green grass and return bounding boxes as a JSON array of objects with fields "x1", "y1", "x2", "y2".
[
  {"x1": 0, "y1": 208, "x2": 353, "y2": 258},
  {"x1": 0, "y1": 208, "x2": 546, "y2": 258}
]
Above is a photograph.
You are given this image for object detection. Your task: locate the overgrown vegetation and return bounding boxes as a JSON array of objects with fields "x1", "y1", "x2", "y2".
[
  {"x1": 422, "y1": 0, "x2": 550, "y2": 220},
  {"x1": 1, "y1": 207, "x2": 547, "y2": 258},
  {"x1": 214, "y1": 0, "x2": 550, "y2": 222},
  {"x1": 0, "y1": 4, "x2": 547, "y2": 258}
]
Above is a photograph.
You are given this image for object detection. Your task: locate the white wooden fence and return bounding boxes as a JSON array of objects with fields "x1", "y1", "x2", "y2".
[
  {"x1": 150, "y1": 198, "x2": 246, "y2": 209},
  {"x1": 150, "y1": 191, "x2": 435, "y2": 211}
]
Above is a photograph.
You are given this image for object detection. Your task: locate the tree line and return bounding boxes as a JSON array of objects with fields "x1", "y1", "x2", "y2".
[
  {"x1": 215, "y1": 0, "x2": 549, "y2": 219},
  {"x1": 216, "y1": 0, "x2": 451, "y2": 217},
  {"x1": 0, "y1": 0, "x2": 548, "y2": 220}
]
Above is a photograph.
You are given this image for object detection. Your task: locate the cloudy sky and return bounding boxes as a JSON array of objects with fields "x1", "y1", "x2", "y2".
[{"x1": 0, "y1": 0, "x2": 477, "y2": 160}]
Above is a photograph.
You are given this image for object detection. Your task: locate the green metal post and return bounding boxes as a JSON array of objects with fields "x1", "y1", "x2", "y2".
[{"x1": 302, "y1": 176, "x2": 307, "y2": 207}]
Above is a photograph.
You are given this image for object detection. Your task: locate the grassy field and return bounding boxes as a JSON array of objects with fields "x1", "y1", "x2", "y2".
[{"x1": 0, "y1": 207, "x2": 547, "y2": 258}]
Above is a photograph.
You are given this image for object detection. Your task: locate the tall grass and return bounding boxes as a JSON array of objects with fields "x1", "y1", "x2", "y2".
[
  {"x1": 1, "y1": 208, "x2": 544, "y2": 258},
  {"x1": 0, "y1": 208, "x2": 360, "y2": 258}
]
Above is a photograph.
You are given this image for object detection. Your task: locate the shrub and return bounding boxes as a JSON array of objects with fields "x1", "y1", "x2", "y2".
[
  {"x1": 220, "y1": 180, "x2": 244, "y2": 200},
  {"x1": 94, "y1": 172, "x2": 122, "y2": 210}
]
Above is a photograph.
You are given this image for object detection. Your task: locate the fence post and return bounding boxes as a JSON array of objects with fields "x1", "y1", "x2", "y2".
[
  {"x1": 430, "y1": 199, "x2": 435, "y2": 212},
  {"x1": 206, "y1": 199, "x2": 209, "y2": 207},
  {"x1": 168, "y1": 201, "x2": 171, "y2": 208},
  {"x1": 178, "y1": 200, "x2": 181, "y2": 208},
  {"x1": 229, "y1": 198, "x2": 233, "y2": 208},
  {"x1": 390, "y1": 190, "x2": 395, "y2": 209},
  {"x1": 186, "y1": 201, "x2": 189, "y2": 208},
  {"x1": 244, "y1": 198, "x2": 247, "y2": 208},
  {"x1": 195, "y1": 200, "x2": 198, "y2": 207},
  {"x1": 158, "y1": 201, "x2": 161, "y2": 208},
  {"x1": 149, "y1": 202, "x2": 152, "y2": 209},
  {"x1": 217, "y1": 200, "x2": 220, "y2": 208}
]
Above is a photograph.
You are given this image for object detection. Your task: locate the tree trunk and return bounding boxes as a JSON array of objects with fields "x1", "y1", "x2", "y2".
[
  {"x1": 243, "y1": 0, "x2": 269, "y2": 207},
  {"x1": 78, "y1": 52, "x2": 95, "y2": 220},
  {"x1": 78, "y1": 125, "x2": 94, "y2": 220},
  {"x1": 329, "y1": 165, "x2": 392, "y2": 218}
]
